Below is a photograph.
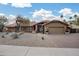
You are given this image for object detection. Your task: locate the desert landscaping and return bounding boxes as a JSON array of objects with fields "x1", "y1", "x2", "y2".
[{"x1": 0, "y1": 32, "x2": 79, "y2": 48}]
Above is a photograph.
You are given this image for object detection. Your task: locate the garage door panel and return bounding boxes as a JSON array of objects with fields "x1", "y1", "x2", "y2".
[{"x1": 48, "y1": 27, "x2": 64, "y2": 34}]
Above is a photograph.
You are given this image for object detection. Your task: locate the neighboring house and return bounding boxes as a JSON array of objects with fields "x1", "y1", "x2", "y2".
[
  {"x1": 33, "y1": 20, "x2": 70, "y2": 34},
  {"x1": 70, "y1": 24, "x2": 79, "y2": 33},
  {"x1": 5, "y1": 20, "x2": 34, "y2": 32}
]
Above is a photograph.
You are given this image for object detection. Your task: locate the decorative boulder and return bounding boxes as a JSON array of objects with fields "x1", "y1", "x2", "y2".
[
  {"x1": 1, "y1": 35, "x2": 5, "y2": 38},
  {"x1": 41, "y1": 37, "x2": 44, "y2": 40},
  {"x1": 10, "y1": 32, "x2": 19, "y2": 39},
  {"x1": 5, "y1": 32, "x2": 9, "y2": 35}
]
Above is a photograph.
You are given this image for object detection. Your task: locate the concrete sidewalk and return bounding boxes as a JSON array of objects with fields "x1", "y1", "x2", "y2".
[{"x1": 0, "y1": 45, "x2": 79, "y2": 56}]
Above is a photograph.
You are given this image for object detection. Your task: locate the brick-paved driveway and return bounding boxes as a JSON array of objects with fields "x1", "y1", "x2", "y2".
[{"x1": 0, "y1": 32, "x2": 79, "y2": 48}]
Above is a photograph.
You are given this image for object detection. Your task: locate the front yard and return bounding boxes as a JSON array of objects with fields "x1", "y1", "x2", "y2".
[{"x1": 0, "y1": 32, "x2": 79, "y2": 48}]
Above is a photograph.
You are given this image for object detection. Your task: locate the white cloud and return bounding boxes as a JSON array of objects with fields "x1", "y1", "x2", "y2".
[
  {"x1": 7, "y1": 14, "x2": 16, "y2": 24},
  {"x1": 11, "y1": 3, "x2": 32, "y2": 8},
  {"x1": 0, "y1": 13, "x2": 16, "y2": 25},
  {"x1": 32, "y1": 8, "x2": 53, "y2": 17},
  {"x1": 71, "y1": 12, "x2": 79, "y2": 17},
  {"x1": 0, "y1": 0, "x2": 32, "y2": 8},
  {"x1": 75, "y1": 12, "x2": 79, "y2": 16},
  {"x1": 0, "y1": 0, "x2": 30, "y2": 3},
  {"x1": 8, "y1": 14, "x2": 16, "y2": 19},
  {"x1": 0, "y1": 13, "x2": 5, "y2": 16},
  {"x1": 32, "y1": 8, "x2": 55, "y2": 22},
  {"x1": 59, "y1": 8, "x2": 73, "y2": 16}
]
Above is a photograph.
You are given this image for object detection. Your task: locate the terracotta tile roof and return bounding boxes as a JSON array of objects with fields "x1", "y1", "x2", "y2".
[
  {"x1": 5, "y1": 21, "x2": 36, "y2": 27},
  {"x1": 5, "y1": 23, "x2": 17, "y2": 27},
  {"x1": 33, "y1": 20, "x2": 50, "y2": 26},
  {"x1": 30, "y1": 21, "x2": 36, "y2": 26}
]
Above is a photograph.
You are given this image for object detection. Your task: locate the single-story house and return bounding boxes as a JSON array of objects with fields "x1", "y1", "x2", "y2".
[{"x1": 33, "y1": 20, "x2": 70, "y2": 34}]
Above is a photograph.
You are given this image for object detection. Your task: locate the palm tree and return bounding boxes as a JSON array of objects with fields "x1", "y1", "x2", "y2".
[
  {"x1": 60, "y1": 14, "x2": 63, "y2": 18},
  {"x1": 60, "y1": 15, "x2": 64, "y2": 21},
  {"x1": 69, "y1": 17, "x2": 72, "y2": 19},
  {"x1": 74, "y1": 14, "x2": 77, "y2": 25},
  {"x1": 74, "y1": 14, "x2": 77, "y2": 18},
  {"x1": 69, "y1": 17, "x2": 73, "y2": 24},
  {"x1": 68, "y1": 16, "x2": 73, "y2": 28}
]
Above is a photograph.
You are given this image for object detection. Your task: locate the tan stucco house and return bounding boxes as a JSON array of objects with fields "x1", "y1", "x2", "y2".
[{"x1": 5, "y1": 19, "x2": 70, "y2": 34}]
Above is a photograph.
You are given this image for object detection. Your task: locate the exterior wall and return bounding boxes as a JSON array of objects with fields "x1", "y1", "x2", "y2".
[
  {"x1": 21, "y1": 26, "x2": 32, "y2": 32},
  {"x1": 6, "y1": 26, "x2": 33, "y2": 32},
  {"x1": 6, "y1": 27, "x2": 16, "y2": 32}
]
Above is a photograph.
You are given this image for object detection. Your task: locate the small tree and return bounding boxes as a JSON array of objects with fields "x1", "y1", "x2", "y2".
[
  {"x1": 0, "y1": 16, "x2": 7, "y2": 25},
  {"x1": 16, "y1": 15, "x2": 30, "y2": 24},
  {"x1": 15, "y1": 15, "x2": 30, "y2": 32},
  {"x1": 16, "y1": 15, "x2": 23, "y2": 21},
  {"x1": 0, "y1": 16, "x2": 7, "y2": 32}
]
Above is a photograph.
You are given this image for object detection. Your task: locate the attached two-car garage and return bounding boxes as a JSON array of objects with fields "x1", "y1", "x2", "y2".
[
  {"x1": 48, "y1": 27, "x2": 65, "y2": 34},
  {"x1": 44, "y1": 20, "x2": 69, "y2": 34}
]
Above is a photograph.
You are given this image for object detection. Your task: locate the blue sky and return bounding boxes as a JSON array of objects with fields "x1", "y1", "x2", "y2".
[
  {"x1": 0, "y1": 3, "x2": 79, "y2": 15},
  {"x1": 0, "y1": 3, "x2": 79, "y2": 22}
]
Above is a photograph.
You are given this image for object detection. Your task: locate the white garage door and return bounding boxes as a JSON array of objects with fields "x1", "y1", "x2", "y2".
[{"x1": 48, "y1": 27, "x2": 65, "y2": 34}]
